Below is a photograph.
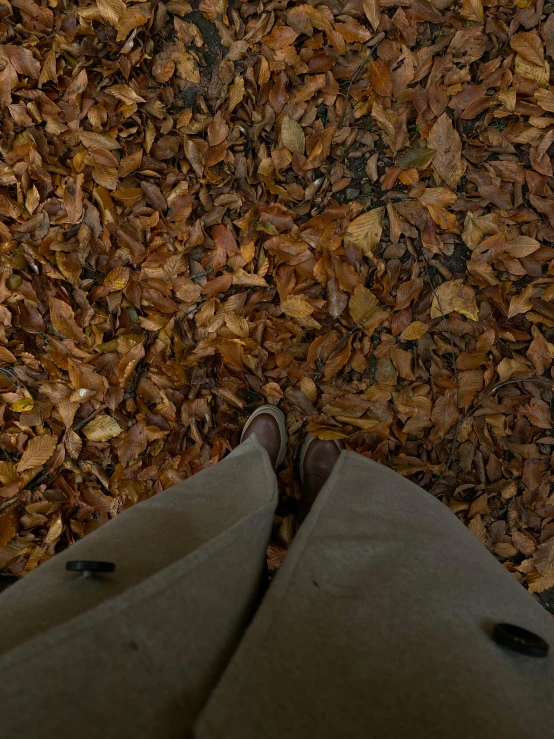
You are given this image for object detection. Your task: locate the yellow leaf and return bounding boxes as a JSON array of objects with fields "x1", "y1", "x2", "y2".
[
  {"x1": 10, "y1": 398, "x2": 35, "y2": 413},
  {"x1": 349, "y1": 284, "x2": 379, "y2": 324},
  {"x1": 281, "y1": 116, "x2": 305, "y2": 154},
  {"x1": 104, "y1": 265, "x2": 130, "y2": 293},
  {"x1": 83, "y1": 414, "x2": 122, "y2": 441},
  {"x1": 400, "y1": 321, "x2": 429, "y2": 340},
  {"x1": 280, "y1": 296, "x2": 315, "y2": 318},
  {"x1": 345, "y1": 207, "x2": 384, "y2": 254},
  {"x1": 430, "y1": 279, "x2": 479, "y2": 322},
  {"x1": 17, "y1": 434, "x2": 57, "y2": 472}
]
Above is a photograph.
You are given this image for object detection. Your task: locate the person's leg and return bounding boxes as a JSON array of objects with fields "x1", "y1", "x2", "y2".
[
  {"x1": 0, "y1": 407, "x2": 285, "y2": 739},
  {"x1": 196, "y1": 449, "x2": 554, "y2": 739}
]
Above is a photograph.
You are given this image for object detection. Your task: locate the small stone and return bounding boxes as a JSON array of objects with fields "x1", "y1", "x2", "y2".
[{"x1": 345, "y1": 187, "x2": 361, "y2": 200}]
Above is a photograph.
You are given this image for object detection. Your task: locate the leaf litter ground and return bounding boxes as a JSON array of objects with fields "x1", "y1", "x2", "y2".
[{"x1": 1, "y1": 0, "x2": 554, "y2": 609}]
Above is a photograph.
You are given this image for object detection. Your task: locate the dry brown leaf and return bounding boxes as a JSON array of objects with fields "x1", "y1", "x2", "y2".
[
  {"x1": 431, "y1": 280, "x2": 479, "y2": 322},
  {"x1": 460, "y1": 0, "x2": 484, "y2": 22},
  {"x1": 507, "y1": 285, "x2": 536, "y2": 320},
  {"x1": 0, "y1": 0, "x2": 551, "y2": 592},
  {"x1": 280, "y1": 296, "x2": 315, "y2": 318},
  {"x1": 363, "y1": 0, "x2": 380, "y2": 30},
  {"x1": 65, "y1": 429, "x2": 82, "y2": 460},
  {"x1": 48, "y1": 298, "x2": 86, "y2": 343},
  {"x1": 324, "y1": 336, "x2": 352, "y2": 380},
  {"x1": 17, "y1": 435, "x2": 57, "y2": 473},
  {"x1": 510, "y1": 32, "x2": 544, "y2": 67},
  {"x1": 400, "y1": 321, "x2": 429, "y2": 341},
  {"x1": 97, "y1": 0, "x2": 126, "y2": 25},
  {"x1": 281, "y1": 116, "x2": 305, "y2": 154},
  {"x1": 369, "y1": 60, "x2": 392, "y2": 97},
  {"x1": 427, "y1": 113, "x2": 466, "y2": 188},
  {"x1": 0, "y1": 503, "x2": 19, "y2": 548},
  {"x1": 106, "y1": 84, "x2": 145, "y2": 104},
  {"x1": 299, "y1": 376, "x2": 317, "y2": 402},
  {"x1": 527, "y1": 326, "x2": 554, "y2": 375},
  {"x1": 431, "y1": 390, "x2": 458, "y2": 438},
  {"x1": 104, "y1": 266, "x2": 131, "y2": 292},
  {"x1": 345, "y1": 207, "x2": 384, "y2": 254},
  {"x1": 83, "y1": 414, "x2": 123, "y2": 441},
  {"x1": 228, "y1": 76, "x2": 245, "y2": 113},
  {"x1": 116, "y1": 5, "x2": 150, "y2": 40},
  {"x1": 514, "y1": 55, "x2": 550, "y2": 87},
  {"x1": 349, "y1": 284, "x2": 379, "y2": 324}
]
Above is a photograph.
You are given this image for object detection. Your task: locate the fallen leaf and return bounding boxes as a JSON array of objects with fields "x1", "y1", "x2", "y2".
[
  {"x1": 324, "y1": 336, "x2": 352, "y2": 380},
  {"x1": 83, "y1": 414, "x2": 123, "y2": 441},
  {"x1": 431, "y1": 280, "x2": 479, "y2": 321},
  {"x1": 349, "y1": 284, "x2": 379, "y2": 324},
  {"x1": 280, "y1": 296, "x2": 315, "y2": 318},
  {"x1": 427, "y1": 113, "x2": 466, "y2": 188},
  {"x1": 281, "y1": 116, "x2": 305, "y2": 154},
  {"x1": 511, "y1": 32, "x2": 544, "y2": 67},
  {"x1": 400, "y1": 321, "x2": 429, "y2": 340},
  {"x1": 17, "y1": 435, "x2": 57, "y2": 473},
  {"x1": 369, "y1": 60, "x2": 392, "y2": 97},
  {"x1": 431, "y1": 390, "x2": 458, "y2": 437},
  {"x1": 345, "y1": 207, "x2": 384, "y2": 254}
]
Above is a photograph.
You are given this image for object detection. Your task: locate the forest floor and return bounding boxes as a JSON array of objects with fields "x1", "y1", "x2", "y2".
[{"x1": 1, "y1": 0, "x2": 554, "y2": 607}]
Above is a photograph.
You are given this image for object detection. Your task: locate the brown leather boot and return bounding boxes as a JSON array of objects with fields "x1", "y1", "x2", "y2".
[
  {"x1": 298, "y1": 435, "x2": 343, "y2": 522},
  {"x1": 240, "y1": 405, "x2": 287, "y2": 469}
]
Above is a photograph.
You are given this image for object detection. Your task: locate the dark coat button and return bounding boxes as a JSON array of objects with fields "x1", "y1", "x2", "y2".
[
  {"x1": 66, "y1": 561, "x2": 116, "y2": 578},
  {"x1": 493, "y1": 623, "x2": 549, "y2": 658}
]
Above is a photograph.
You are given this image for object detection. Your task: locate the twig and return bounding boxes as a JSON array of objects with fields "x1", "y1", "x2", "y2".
[
  {"x1": 190, "y1": 268, "x2": 213, "y2": 281},
  {"x1": 430, "y1": 376, "x2": 553, "y2": 492},
  {"x1": 0, "y1": 367, "x2": 18, "y2": 387},
  {"x1": 0, "y1": 446, "x2": 15, "y2": 463}
]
